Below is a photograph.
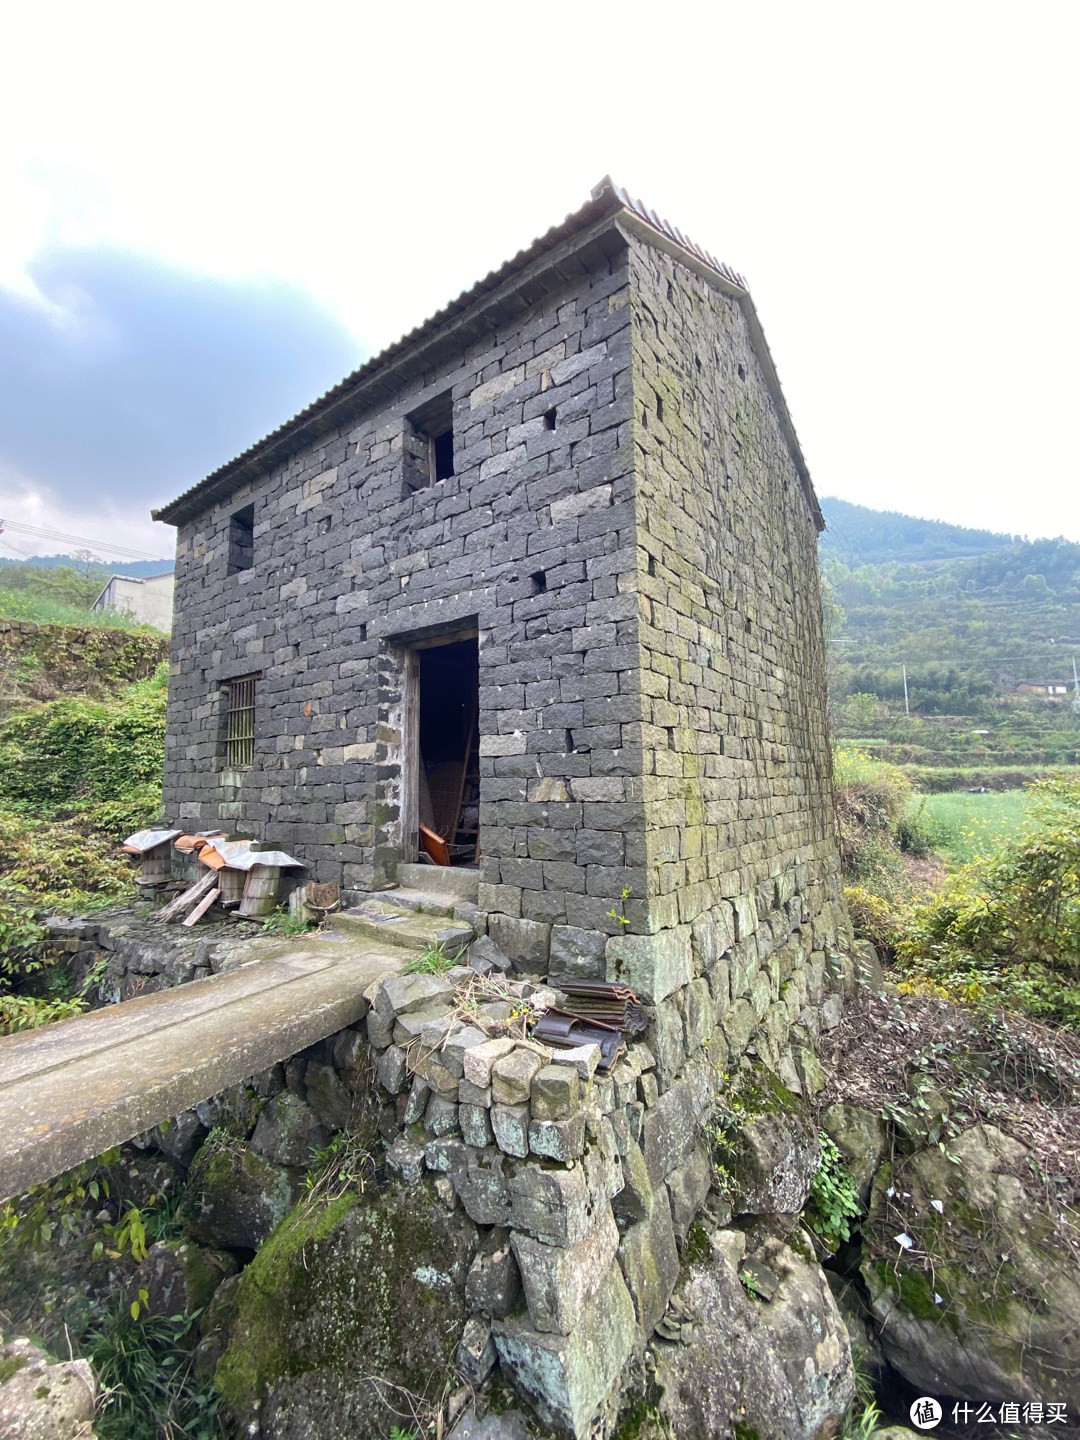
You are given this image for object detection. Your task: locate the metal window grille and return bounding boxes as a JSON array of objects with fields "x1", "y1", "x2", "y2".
[{"x1": 226, "y1": 676, "x2": 256, "y2": 767}]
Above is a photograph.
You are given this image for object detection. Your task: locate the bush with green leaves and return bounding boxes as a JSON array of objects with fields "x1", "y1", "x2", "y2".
[
  {"x1": 897, "y1": 772, "x2": 1080, "y2": 1028},
  {"x1": 89, "y1": 1304, "x2": 221, "y2": 1440},
  {"x1": 0, "y1": 665, "x2": 166, "y2": 819},
  {"x1": 832, "y1": 745, "x2": 925, "y2": 909},
  {"x1": 804, "y1": 1131, "x2": 862, "y2": 1254}
]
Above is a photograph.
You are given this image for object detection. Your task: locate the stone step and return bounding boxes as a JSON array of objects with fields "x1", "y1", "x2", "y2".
[
  {"x1": 329, "y1": 900, "x2": 474, "y2": 953},
  {"x1": 347, "y1": 887, "x2": 463, "y2": 919},
  {"x1": 395, "y1": 862, "x2": 480, "y2": 902}
]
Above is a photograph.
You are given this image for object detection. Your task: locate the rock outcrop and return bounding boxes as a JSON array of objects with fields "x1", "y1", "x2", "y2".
[
  {"x1": 650, "y1": 1228, "x2": 854, "y2": 1440},
  {"x1": 861, "y1": 1122, "x2": 1080, "y2": 1407},
  {"x1": 214, "y1": 1177, "x2": 478, "y2": 1438},
  {"x1": 0, "y1": 1338, "x2": 97, "y2": 1440}
]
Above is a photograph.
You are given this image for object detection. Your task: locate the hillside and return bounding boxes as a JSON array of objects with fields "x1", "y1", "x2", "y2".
[
  {"x1": 819, "y1": 496, "x2": 1015, "y2": 566},
  {"x1": 0, "y1": 559, "x2": 171, "y2": 630},
  {"x1": 0, "y1": 554, "x2": 174, "y2": 578},
  {"x1": 822, "y1": 515, "x2": 1080, "y2": 772}
]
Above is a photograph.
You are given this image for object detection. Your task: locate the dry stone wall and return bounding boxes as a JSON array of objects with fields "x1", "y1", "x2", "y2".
[{"x1": 150, "y1": 922, "x2": 861, "y2": 1438}]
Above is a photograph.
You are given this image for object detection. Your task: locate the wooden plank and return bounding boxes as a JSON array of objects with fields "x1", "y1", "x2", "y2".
[
  {"x1": 154, "y1": 868, "x2": 217, "y2": 923},
  {"x1": 182, "y1": 887, "x2": 221, "y2": 927}
]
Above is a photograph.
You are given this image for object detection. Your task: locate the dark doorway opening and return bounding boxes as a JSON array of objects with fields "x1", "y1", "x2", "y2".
[{"x1": 417, "y1": 636, "x2": 479, "y2": 866}]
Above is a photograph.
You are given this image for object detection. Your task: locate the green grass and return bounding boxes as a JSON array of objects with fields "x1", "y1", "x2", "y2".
[
  {"x1": 920, "y1": 790, "x2": 1032, "y2": 863},
  {"x1": 0, "y1": 590, "x2": 162, "y2": 631}
]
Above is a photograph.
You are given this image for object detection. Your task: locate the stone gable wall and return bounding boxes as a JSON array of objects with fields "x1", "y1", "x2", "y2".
[{"x1": 164, "y1": 241, "x2": 636, "y2": 895}]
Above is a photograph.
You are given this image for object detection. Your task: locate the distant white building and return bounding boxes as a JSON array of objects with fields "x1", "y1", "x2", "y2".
[{"x1": 92, "y1": 572, "x2": 174, "y2": 631}]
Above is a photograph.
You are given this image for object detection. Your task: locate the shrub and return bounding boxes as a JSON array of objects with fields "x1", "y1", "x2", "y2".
[
  {"x1": 844, "y1": 886, "x2": 902, "y2": 952},
  {"x1": 0, "y1": 682, "x2": 166, "y2": 814},
  {"x1": 0, "y1": 812, "x2": 134, "y2": 903},
  {"x1": 832, "y1": 746, "x2": 915, "y2": 901},
  {"x1": 805, "y1": 1131, "x2": 862, "y2": 1254},
  {"x1": 896, "y1": 773, "x2": 1080, "y2": 1028}
]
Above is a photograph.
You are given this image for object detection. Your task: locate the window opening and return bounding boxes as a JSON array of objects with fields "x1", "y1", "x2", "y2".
[
  {"x1": 226, "y1": 675, "x2": 257, "y2": 767},
  {"x1": 529, "y1": 570, "x2": 547, "y2": 595},
  {"x1": 405, "y1": 391, "x2": 454, "y2": 492},
  {"x1": 415, "y1": 637, "x2": 480, "y2": 866},
  {"x1": 543, "y1": 408, "x2": 557, "y2": 431},
  {"x1": 655, "y1": 391, "x2": 664, "y2": 423},
  {"x1": 433, "y1": 429, "x2": 455, "y2": 481},
  {"x1": 227, "y1": 504, "x2": 254, "y2": 574}
]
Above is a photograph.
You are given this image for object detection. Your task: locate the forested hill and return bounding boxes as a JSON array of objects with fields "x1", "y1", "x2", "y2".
[
  {"x1": 822, "y1": 513, "x2": 1080, "y2": 768},
  {"x1": 819, "y1": 497, "x2": 1015, "y2": 566},
  {"x1": 0, "y1": 555, "x2": 173, "y2": 577}
]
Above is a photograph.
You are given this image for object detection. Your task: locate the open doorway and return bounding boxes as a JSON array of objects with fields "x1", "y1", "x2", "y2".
[{"x1": 414, "y1": 634, "x2": 479, "y2": 867}]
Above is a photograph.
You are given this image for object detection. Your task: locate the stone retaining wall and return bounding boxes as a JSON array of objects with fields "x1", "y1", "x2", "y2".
[{"x1": 125, "y1": 894, "x2": 860, "y2": 1436}]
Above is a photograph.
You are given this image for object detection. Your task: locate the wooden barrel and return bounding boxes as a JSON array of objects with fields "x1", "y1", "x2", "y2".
[
  {"x1": 239, "y1": 865, "x2": 280, "y2": 916},
  {"x1": 218, "y1": 867, "x2": 246, "y2": 907}
]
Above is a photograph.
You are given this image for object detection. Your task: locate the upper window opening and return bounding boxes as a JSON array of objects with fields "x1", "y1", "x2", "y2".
[
  {"x1": 405, "y1": 391, "x2": 454, "y2": 492},
  {"x1": 543, "y1": 408, "x2": 556, "y2": 431},
  {"x1": 433, "y1": 429, "x2": 455, "y2": 481},
  {"x1": 228, "y1": 504, "x2": 254, "y2": 574},
  {"x1": 225, "y1": 675, "x2": 257, "y2": 767}
]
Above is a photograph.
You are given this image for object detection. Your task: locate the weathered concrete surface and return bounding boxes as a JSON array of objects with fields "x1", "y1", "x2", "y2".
[{"x1": 0, "y1": 935, "x2": 402, "y2": 1200}]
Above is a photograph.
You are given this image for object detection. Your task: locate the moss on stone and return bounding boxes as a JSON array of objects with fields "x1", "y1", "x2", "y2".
[
  {"x1": 613, "y1": 1392, "x2": 666, "y2": 1440},
  {"x1": 0, "y1": 1355, "x2": 28, "y2": 1384},
  {"x1": 681, "y1": 1223, "x2": 712, "y2": 1268},
  {"x1": 733, "y1": 1064, "x2": 803, "y2": 1120},
  {"x1": 215, "y1": 1177, "x2": 477, "y2": 1433}
]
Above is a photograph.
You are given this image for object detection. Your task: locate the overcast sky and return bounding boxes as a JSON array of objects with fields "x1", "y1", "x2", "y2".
[{"x1": 1, "y1": 0, "x2": 1076, "y2": 562}]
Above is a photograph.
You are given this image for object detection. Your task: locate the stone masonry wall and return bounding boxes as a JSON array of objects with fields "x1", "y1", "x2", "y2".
[{"x1": 163, "y1": 232, "x2": 636, "y2": 899}]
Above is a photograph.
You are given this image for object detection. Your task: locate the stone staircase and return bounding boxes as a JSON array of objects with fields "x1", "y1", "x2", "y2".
[{"x1": 331, "y1": 863, "x2": 479, "y2": 953}]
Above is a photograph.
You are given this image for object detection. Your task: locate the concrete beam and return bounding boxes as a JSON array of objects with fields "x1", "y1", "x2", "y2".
[{"x1": 0, "y1": 937, "x2": 403, "y2": 1201}]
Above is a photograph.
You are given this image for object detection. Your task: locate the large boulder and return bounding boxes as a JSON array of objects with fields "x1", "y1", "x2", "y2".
[
  {"x1": 649, "y1": 1228, "x2": 855, "y2": 1440},
  {"x1": 0, "y1": 1337, "x2": 96, "y2": 1440},
  {"x1": 215, "y1": 1177, "x2": 478, "y2": 1438},
  {"x1": 720, "y1": 1066, "x2": 821, "y2": 1216},
  {"x1": 179, "y1": 1138, "x2": 303, "y2": 1251},
  {"x1": 861, "y1": 1123, "x2": 1080, "y2": 1407}
]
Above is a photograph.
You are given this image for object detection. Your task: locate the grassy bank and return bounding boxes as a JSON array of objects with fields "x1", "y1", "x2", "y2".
[
  {"x1": 919, "y1": 790, "x2": 1031, "y2": 863},
  {"x1": 0, "y1": 662, "x2": 166, "y2": 1033},
  {"x1": 835, "y1": 745, "x2": 1080, "y2": 1032}
]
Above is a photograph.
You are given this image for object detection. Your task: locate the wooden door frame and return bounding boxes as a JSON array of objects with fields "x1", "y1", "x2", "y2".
[{"x1": 400, "y1": 626, "x2": 479, "y2": 864}]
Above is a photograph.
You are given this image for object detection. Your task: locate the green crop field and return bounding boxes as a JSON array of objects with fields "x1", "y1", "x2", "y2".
[{"x1": 918, "y1": 789, "x2": 1032, "y2": 864}]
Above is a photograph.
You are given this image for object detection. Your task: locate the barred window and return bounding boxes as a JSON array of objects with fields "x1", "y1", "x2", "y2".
[{"x1": 226, "y1": 676, "x2": 257, "y2": 767}]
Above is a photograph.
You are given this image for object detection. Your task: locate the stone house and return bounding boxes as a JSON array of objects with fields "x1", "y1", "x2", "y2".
[{"x1": 155, "y1": 177, "x2": 847, "y2": 987}]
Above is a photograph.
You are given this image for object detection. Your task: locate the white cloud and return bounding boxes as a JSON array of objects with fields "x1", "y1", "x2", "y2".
[
  {"x1": 1, "y1": 0, "x2": 1078, "y2": 540},
  {"x1": 0, "y1": 462, "x2": 174, "y2": 562}
]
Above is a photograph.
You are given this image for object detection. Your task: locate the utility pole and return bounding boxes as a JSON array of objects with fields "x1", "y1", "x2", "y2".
[
  {"x1": 1073, "y1": 655, "x2": 1080, "y2": 716},
  {"x1": 903, "y1": 664, "x2": 910, "y2": 716}
]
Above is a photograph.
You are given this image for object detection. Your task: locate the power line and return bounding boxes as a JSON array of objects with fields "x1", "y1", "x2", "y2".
[{"x1": 0, "y1": 519, "x2": 168, "y2": 563}]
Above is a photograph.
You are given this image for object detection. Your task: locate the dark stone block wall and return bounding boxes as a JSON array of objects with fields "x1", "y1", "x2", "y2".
[
  {"x1": 164, "y1": 235, "x2": 635, "y2": 899},
  {"x1": 162, "y1": 212, "x2": 848, "y2": 1004}
]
